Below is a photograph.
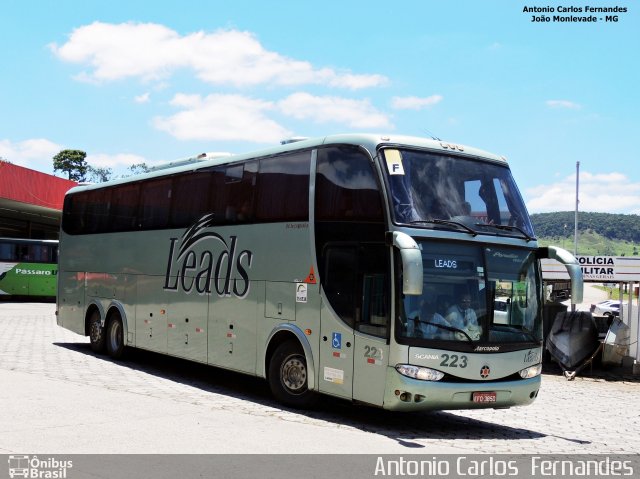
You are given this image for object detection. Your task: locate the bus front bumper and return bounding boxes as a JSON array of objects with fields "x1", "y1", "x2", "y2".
[{"x1": 382, "y1": 367, "x2": 541, "y2": 411}]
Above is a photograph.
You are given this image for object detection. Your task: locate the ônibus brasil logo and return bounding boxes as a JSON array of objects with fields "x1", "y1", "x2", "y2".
[{"x1": 164, "y1": 214, "x2": 254, "y2": 298}]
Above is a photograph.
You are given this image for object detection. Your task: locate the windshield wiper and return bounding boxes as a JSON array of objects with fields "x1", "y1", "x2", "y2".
[
  {"x1": 475, "y1": 223, "x2": 534, "y2": 242},
  {"x1": 411, "y1": 316, "x2": 474, "y2": 342},
  {"x1": 408, "y1": 219, "x2": 478, "y2": 236}
]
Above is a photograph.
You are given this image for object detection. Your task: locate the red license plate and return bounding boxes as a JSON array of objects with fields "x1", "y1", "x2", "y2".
[{"x1": 472, "y1": 391, "x2": 497, "y2": 403}]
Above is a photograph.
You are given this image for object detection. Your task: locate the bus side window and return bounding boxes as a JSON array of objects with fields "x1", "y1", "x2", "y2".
[
  {"x1": 315, "y1": 146, "x2": 383, "y2": 221},
  {"x1": 170, "y1": 172, "x2": 212, "y2": 227},
  {"x1": 85, "y1": 188, "x2": 111, "y2": 234},
  {"x1": 110, "y1": 183, "x2": 140, "y2": 232},
  {"x1": 255, "y1": 152, "x2": 310, "y2": 222},
  {"x1": 209, "y1": 161, "x2": 257, "y2": 224},
  {"x1": 62, "y1": 193, "x2": 88, "y2": 235},
  {"x1": 139, "y1": 178, "x2": 172, "y2": 229},
  {"x1": 0, "y1": 242, "x2": 17, "y2": 261}
]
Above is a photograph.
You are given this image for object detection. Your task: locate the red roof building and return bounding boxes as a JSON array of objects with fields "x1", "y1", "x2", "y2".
[{"x1": 0, "y1": 161, "x2": 77, "y2": 239}]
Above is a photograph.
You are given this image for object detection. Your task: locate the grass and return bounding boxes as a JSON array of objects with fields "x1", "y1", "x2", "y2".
[
  {"x1": 537, "y1": 230, "x2": 640, "y2": 256},
  {"x1": 592, "y1": 285, "x2": 633, "y2": 301}
]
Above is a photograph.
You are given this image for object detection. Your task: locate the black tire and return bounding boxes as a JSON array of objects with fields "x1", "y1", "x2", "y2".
[
  {"x1": 88, "y1": 310, "x2": 106, "y2": 354},
  {"x1": 268, "y1": 340, "x2": 316, "y2": 408},
  {"x1": 106, "y1": 312, "x2": 126, "y2": 359}
]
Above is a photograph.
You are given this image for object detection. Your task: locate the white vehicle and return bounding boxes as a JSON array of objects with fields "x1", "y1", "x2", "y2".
[
  {"x1": 590, "y1": 300, "x2": 620, "y2": 318},
  {"x1": 493, "y1": 297, "x2": 511, "y2": 324}
]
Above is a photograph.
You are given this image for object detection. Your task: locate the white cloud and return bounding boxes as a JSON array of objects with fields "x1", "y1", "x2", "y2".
[
  {"x1": 50, "y1": 22, "x2": 388, "y2": 89},
  {"x1": 391, "y1": 95, "x2": 443, "y2": 110},
  {"x1": 0, "y1": 138, "x2": 157, "y2": 177},
  {"x1": 277, "y1": 92, "x2": 393, "y2": 129},
  {"x1": 546, "y1": 100, "x2": 581, "y2": 110},
  {"x1": 0, "y1": 138, "x2": 62, "y2": 172},
  {"x1": 86, "y1": 152, "x2": 150, "y2": 169},
  {"x1": 154, "y1": 93, "x2": 292, "y2": 143},
  {"x1": 526, "y1": 171, "x2": 640, "y2": 214},
  {"x1": 134, "y1": 92, "x2": 150, "y2": 104}
]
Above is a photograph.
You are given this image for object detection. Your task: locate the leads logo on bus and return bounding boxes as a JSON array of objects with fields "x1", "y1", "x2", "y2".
[{"x1": 164, "y1": 214, "x2": 253, "y2": 298}]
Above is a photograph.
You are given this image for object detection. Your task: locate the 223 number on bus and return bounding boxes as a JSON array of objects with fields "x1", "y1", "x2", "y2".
[
  {"x1": 364, "y1": 345, "x2": 383, "y2": 360},
  {"x1": 440, "y1": 353, "x2": 468, "y2": 368}
]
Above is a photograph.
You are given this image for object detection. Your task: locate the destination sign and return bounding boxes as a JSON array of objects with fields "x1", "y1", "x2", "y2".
[{"x1": 424, "y1": 256, "x2": 475, "y2": 274}]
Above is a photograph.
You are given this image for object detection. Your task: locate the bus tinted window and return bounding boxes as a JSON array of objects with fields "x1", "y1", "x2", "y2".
[
  {"x1": 30, "y1": 244, "x2": 57, "y2": 262},
  {"x1": 110, "y1": 183, "x2": 140, "y2": 232},
  {"x1": 210, "y1": 161, "x2": 257, "y2": 224},
  {"x1": 139, "y1": 179, "x2": 172, "y2": 229},
  {"x1": 0, "y1": 240, "x2": 57, "y2": 263},
  {"x1": 62, "y1": 194, "x2": 86, "y2": 235},
  {"x1": 256, "y1": 152, "x2": 310, "y2": 222},
  {"x1": 0, "y1": 242, "x2": 17, "y2": 261},
  {"x1": 316, "y1": 146, "x2": 383, "y2": 222},
  {"x1": 85, "y1": 188, "x2": 111, "y2": 234},
  {"x1": 170, "y1": 172, "x2": 212, "y2": 227}
]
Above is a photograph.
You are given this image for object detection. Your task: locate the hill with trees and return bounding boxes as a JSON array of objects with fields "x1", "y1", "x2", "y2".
[{"x1": 531, "y1": 212, "x2": 640, "y2": 256}]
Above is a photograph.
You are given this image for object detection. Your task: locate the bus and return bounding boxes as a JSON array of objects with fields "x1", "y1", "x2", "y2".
[
  {"x1": 56, "y1": 134, "x2": 583, "y2": 410},
  {"x1": 0, "y1": 238, "x2": 58, "y2": 298}
]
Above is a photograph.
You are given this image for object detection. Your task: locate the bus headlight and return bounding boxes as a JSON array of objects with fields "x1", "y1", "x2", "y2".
[
  {"x1": 518, "y1": 364, "x2": 542, "y2": 379},
  {"x1": 395, "y1": 364, "x2": 444, "y2": 381}
]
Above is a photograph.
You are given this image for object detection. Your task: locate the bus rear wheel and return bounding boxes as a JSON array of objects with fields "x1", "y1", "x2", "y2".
[
  {"x1": 88, "y1": 310, "x2": 106, "y2": 354},
  {"x1": 268, "y1": 340, "x2": 316, "y2": 408},
  {"x1": 106, "y1": 312, "x2": 125, "y2": 359}
]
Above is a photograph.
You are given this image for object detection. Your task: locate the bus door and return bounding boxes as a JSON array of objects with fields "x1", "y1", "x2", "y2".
[
  {"x1": 319, "y1": 308, "x2": 354, "y2": 399},
  {"x1": 318, "y1": 245, "x2": 355, "y2": 399},
  {"x1": 318, "y1": 244, "x2": 390, "y2": 405},
  {"x1": 352, "y1": 270, "x2": 390, "y2": 407}
]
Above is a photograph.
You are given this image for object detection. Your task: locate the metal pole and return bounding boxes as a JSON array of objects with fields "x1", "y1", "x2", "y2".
[
  {"x1": 619, "y1": 282, "x2": 624, "y2": 323},
  {"x1": 572, "y1": 161, "x2": 579, "y2": 312},
  {"x1": 628, "y1": 282, "x2": 633, "y2": 327},
  {"x1": 636, "y1": 282, "x2": 640, "y2": 367},
  {"x1": 574, "y1": 161, "x2": 579, "y2": 257}
]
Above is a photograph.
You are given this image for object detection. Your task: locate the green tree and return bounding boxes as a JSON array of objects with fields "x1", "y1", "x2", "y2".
[
  {"x1": 128, "y1": 162, "x2": 150, "y2": 175},
  {"x1": 53, "y1": 150, "x2": 88, "y2": 181},
  {"x1": 87, "y1": 165, "x2": 113, "y2": 183}
]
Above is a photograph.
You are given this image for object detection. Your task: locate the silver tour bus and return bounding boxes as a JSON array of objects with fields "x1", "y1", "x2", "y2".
[{"x1": 56, "y1": 134, "x2": 583, "y2": 410}]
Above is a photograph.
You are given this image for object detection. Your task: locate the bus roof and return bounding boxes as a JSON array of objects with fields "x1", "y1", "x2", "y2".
[{"x1": 65, "y1": 134, "x2": 507, "y2": 195}]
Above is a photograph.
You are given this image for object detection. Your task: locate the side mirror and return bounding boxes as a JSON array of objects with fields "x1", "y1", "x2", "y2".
[
  {"x1": 538, "y1": 246, "x2": 584, "y2": 304},
  {"x1": 391, "y1": 231, "x2": 423, "y2": 295}
]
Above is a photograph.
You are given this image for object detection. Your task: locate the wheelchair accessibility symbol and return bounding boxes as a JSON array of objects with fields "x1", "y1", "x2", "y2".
[{"x1": 332, "y1": 332, "x2": 342, "y2": 349}]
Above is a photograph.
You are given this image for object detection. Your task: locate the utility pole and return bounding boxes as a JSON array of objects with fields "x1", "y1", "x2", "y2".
[
  {"x1": 572, "y1": 161, "x2": 580, "y2": 313},
  {"x1": 574, "y1": 161, "x2": 579, "y2": 257}
]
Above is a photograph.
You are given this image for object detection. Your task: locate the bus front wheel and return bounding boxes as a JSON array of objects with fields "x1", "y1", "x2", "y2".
[
  {"x1": 88, "y1": 310, "x2": 106, "y2": 354},
  {"x1": 268, "y1": 340, "x2": 315, "y2": 408},
  {"x1": 106, "y1": 312, "x2": 125, "y2": 359}
]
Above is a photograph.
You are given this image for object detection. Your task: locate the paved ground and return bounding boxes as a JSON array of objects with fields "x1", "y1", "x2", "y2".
[{"x1": 0, "y1": 302, "x2": 638, "y2": 455}]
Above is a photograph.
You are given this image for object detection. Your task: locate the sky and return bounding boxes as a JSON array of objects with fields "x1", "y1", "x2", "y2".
[{"x1": 1, "y1": 0, "x2": 638, "y2": 214}]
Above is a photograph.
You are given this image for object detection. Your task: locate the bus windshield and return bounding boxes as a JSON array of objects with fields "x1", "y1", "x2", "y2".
[
  {"x1": 382, "y1": 148, "x2": 535, "y2": 239},
  {"x1": 397, "y1": 241, "x2": 543, "y2": 347}
]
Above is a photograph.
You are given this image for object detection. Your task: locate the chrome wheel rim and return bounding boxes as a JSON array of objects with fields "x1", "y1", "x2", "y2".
[
  {"x1": 89, "y1": 319, "x2": 102, "y2": 344},
  {"x1": 281, "y1": 354, "x2": 307, "y2": 394}
]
